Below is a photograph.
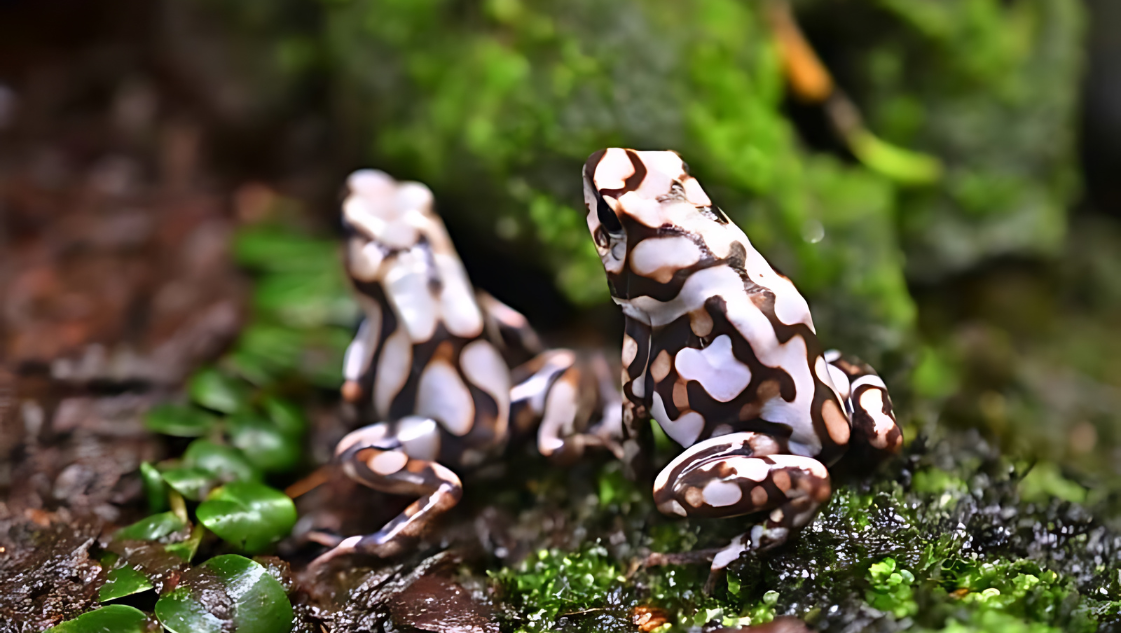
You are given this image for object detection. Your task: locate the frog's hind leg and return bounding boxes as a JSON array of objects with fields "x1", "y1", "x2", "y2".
[
  {"x1": 309, "y1": 416, "x2": 462, "y2": 569},
  {"x1": 823, "y1": 350, "x2": 903, "y2": 454},
  {"x1": 651, "y1": 433, "x2": 831, "y2": 571},
  {"x1": 509, "y1": 349, "x2": 624, "y2": 463}
]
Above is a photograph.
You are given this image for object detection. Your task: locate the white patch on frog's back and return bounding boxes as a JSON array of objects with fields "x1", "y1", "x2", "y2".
[
  {"x1": 630, "y1": 236, "x2": 702, "y2": 283},
  {"x1": 460, "y1": 339, "x2": 511, "y2": 427},
  {"x1": 374, "y1": 327, "x2": 412, "y2": 417},
  {"x1": 651, "y1": 392, "x2": 704, "y2": 447},
  {"x1": 625, "y1": 264, "x2": 821, "y2": 452},
  {"x1": 680, "y1": 177, "x2": 711, "y2": 207},
  {"x1": 378, "y1": 214, "x2": 421, "y2": 249},
  {"x1": 395, "y1": 181, "x2": 434, "y2": 212},
  {"x1": 383, "y1": 246, "x2": 439, "y2": 343},
  {"x1": 343, "y1": 308, "x2": 380, "y2": 382},
  {"x1": 626, "y1": 265, "x2": 739, "y2": 327},
  {"x1": 416, "y1": 359, "x2": 475, "y2": 436},
  {"x1": 433, "y1": 252, "x2": 484, "y2": 338},
  {"x1": 674, "y1": 335, "x2": 752, "y2": 403},
  {"x1": 827, "y1": 364, "x2": 851, "y2": 400},
  {"x1": 348, "y1": 169, "x2": 396, "y2": 198},
  {"x1": 742, "y1": 241, "x2": 814, "y2": 330},
  {"x1": 348, "y1": 238, "x2": 385, "y2": 281},
  {"x1": 591, "y1": 148, "x2": 636, "y2": 190},
  {"x1": 851, "y1": 375, "x2": 886, "y2": 391}
]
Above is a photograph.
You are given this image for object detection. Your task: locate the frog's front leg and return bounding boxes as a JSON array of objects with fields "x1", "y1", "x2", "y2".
[
  {"x1": 309, "y1": 416, "x2": 462, "y2": 568},
  {"x1": 651, "y1": 433, "x2": 831, "y2": 571},
  {"x1": 824, "y1": 350, "x2": 903, "y2": 454},
  {"x1": 621, "y1": 315, "x2": 655, "y2": 483}
]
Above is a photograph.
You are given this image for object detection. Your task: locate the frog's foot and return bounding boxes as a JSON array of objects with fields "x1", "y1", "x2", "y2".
[
  {"x1": 309, "y1": 418, "x2": 462, "y2": 570},
  {"x1": 510, "y1": 349, "x2": 625, "y2": 464},
  {"x1": 823, "y1": 350, "x2": 903, "y2": 454},
  {"x1": 650, "y1": 433, "x2": 831, "y2": 572}
]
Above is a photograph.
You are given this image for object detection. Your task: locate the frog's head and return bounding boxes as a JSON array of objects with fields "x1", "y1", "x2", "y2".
[
  {"x1": 341, "y1": 169, "x2": 449, "y2": 283},
  {"x1": 583, "y1": 148, "x2": 735, "y2": 300}
]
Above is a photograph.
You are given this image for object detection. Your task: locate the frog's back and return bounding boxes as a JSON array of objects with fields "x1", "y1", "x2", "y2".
[
  {"x1": 583, "y1": 149, "x2": 851, "y2": 462},
  {"x1": 341, "y1": 170, "x2": 510, "y2": 458}
]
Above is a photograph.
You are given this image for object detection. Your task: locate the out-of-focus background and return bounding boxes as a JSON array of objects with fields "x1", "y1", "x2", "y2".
[
  {"x1": 5, "y1": 0, "x2": 1121, "y2": 631},
  {"x1": 6, "y1": 0, "x2": 1121, "y2": 473}
]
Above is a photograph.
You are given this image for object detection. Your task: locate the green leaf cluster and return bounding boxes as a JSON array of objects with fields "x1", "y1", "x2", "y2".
[
  {"x1": 186, "y1": 0, "x2": 1085, "y2": 364},
  {"x1": 74, "y1": 224, "x2": 345, "y2": 628},
  {"x1": 51, "y1": 556, "x2": 292, "y2": 633},
  {"x1": 229, "y1": 225, "x2": 357, "y2": 387}
]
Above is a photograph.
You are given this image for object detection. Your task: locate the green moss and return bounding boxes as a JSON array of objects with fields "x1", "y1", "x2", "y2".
[
  {"x1": 484, "y1": 434, "x2": 1121, "y2": 632},
  {"x1": 491, "y1": 545, "x2": 627, "y2": 632}
]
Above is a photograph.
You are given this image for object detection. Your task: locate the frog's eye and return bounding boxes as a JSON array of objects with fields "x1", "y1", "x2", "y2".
[
  {"x1": 593, "y1": 226, "x2": 610, "y2": 249},
  {"x1": 595, "y1": 189, "x2": 624, "y2": 235}
]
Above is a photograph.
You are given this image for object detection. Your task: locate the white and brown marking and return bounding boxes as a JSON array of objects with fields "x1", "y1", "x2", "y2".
[
  {"x1": 316, "y1": 169, "x2": 627, "y2": 570},
  {"x1": 583, "y1": 148, "x2": 902, "y2": 570}
]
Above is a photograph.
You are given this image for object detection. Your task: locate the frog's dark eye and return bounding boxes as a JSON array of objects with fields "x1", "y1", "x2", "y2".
[
  {"x1": 593, "y1": 226, "x2": 610, "y2": 248},
  {"x1": 595, "y1": 190, "x2": 624, "y2": 235}
]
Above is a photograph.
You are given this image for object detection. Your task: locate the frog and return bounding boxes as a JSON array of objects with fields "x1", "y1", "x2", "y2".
[
  {"x1": 582, "y1": 148, "x2": 903, "y2": 570},
  {"x1": 309, "y1": 169, "x2": 622, "y2": 568}
]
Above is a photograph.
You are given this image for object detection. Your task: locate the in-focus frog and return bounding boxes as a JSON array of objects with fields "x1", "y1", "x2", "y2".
[
  {"x1": 310, "y1": 170, "x2": 621, "y2": 568},
  {"x1": 582, "y1": 148, "x2": 903, "y2": 570}
]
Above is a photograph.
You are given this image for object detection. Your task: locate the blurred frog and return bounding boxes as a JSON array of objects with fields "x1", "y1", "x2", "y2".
[{"x1": 310, "y1": 170, "x2": 622, "y2": 568}]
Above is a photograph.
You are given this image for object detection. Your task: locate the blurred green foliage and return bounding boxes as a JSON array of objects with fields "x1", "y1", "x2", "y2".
[{"x1": 189, "y1": 0, "x2": 1084, "y2": 363}]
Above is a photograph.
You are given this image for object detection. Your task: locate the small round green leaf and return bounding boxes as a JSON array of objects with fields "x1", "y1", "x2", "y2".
[
  {"x1": 99, "y1": 566, "x2": 154, "y2": 602},
  {"x1": 228, "y1": 415, "x2": 300, "y2": 472},
  {"x1": 139, "y1": 462, "x2": 169, "y2": 512},
  {"x1": 155, "y1": 586, "x2": 224, "y2": 633},
  {"x1": 160, "y1": 467, "x2": 220, "y2": 501},
  {"x1": 114, "y1": 512, "x2": 187, "y2": 542},
  {"x1": 47, "y1": 605, "x2": 152, "y2": 632},
  {"x1": 196, "y1": 482, "x2": 297, "y2": 553},
  {"x1": 189, "y1": 368, "x2": 251, "y2": 414},
  {"x1": 155, "y1": 554, "x2": 293, "y2": 633},
  {"x1": 183, "y1": 439, "x2": 261, "y2": 484},
  {"x1": 143, "y1": 404, "x2": 216, "y2": 437}
]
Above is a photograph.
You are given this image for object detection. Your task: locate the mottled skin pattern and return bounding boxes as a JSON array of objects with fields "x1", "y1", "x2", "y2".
[
  {"x1": 311, "y1": 170, "x2": 621, "y2": 568},
  {"x1": 583, "y1": 148, "x2": 903, "y2": 570}
]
